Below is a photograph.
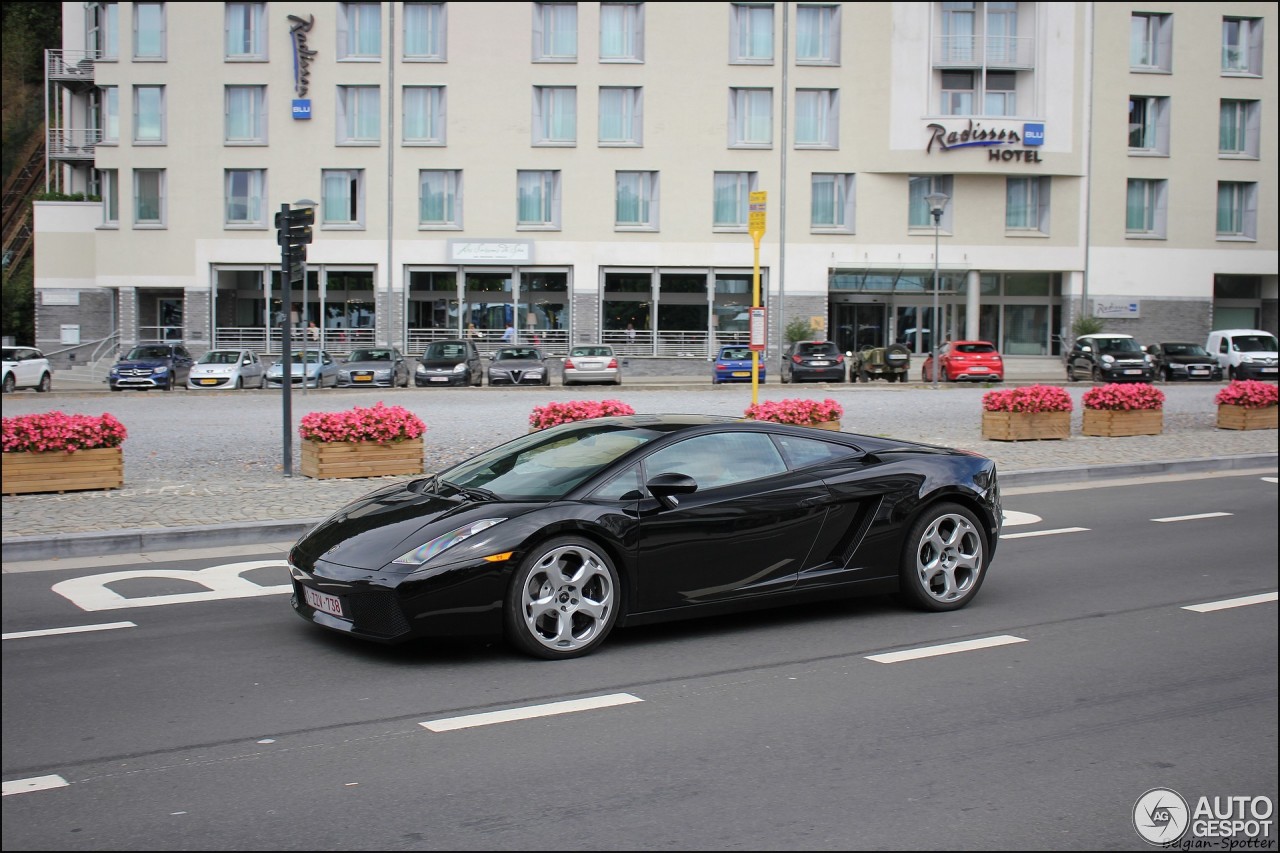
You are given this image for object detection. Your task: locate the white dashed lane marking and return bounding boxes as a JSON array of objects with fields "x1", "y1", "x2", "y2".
[
  {"x1": 1182, "y1": 592, "x2": 1278, "y2": 613},
  {"x1": 3, "y1": 621, "x2": 137, "y2": 641},
  {"x1": 1151, "y1": 512, "x2": 1233, "y2": 523},
  {"x1": 421, "y1": 693, "x2": 643, "y2": 732},
  {"x1": 866, "y1": 635, "x2": 1028, "y2": 664},
  {"x1": 2, "y1": 776, "x2": 69, "y2": 797}
]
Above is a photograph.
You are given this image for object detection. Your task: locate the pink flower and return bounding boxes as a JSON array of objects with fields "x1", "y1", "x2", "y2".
[
  {"x1": 1215, "y1": 380, "x2": 1279, "y2": 409},
  {"x1": 744, "y1": 398, "x2": 844, "y2": 426},
  {"x1": 529, "y1": 400, "x2": 636, "y2": 429},
  {"x1": 2, "y1": 411, "x2": 128, "y2": 454},
  {"x1": 1081, "y1": 383, "x2": 1164, "y2": 412},
  {"x1": 299, "y1": 402, "x2": 426, "y2": 444},
  {"x1": 982, "y1": 385, "x2": 1073, "y2": 413}
]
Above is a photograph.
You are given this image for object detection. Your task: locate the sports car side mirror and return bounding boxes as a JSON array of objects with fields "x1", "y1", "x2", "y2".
[{"x1": 646, "y1": 472, "x2": 698, "y2": 510}]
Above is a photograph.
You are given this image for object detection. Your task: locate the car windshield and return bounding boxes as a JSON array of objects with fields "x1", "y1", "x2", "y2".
[
  {"x1": 570, "y1": 347, "x2": 613, "y2": 358},
  {"x1": 440, "y1": 422, "x2": 659, "y2": 500},
  {"x1": 720, "y1": 348, "x2": 752, "y2": 360},
  {"x1": 796, "y1": 342, "x2": 839, "y2": 356},
  {"x1": 349, "y1": 349, "x2": 393, "y2": 361},
  {"x1": 125, "y1": 346, "x2": 172, "y2": 360},
  {"x1": 1095, "y1": 338, "x2": 1141, "y2": 353},
  {"x1": 954, "y1": 343, "x2": 996, "y2": 354},
  {"x1": 198, "y1": 351, "x2": 242, "y2": 365},
  {"x1": 1163, "y1": 344, "x2": 1207, "y2": 357},
  {"x1": 1234, "y1": 335, "x2": 1278, "y2": 353},
  {"x1": 424, "y1": 342, "x2": 468, "y2": 360},
  {"x1": 289, "y1": 352, "x2": 324, "y2": 363},
  {"x1": 496, "y1": 348, "x2": 540, "y2": 361}
]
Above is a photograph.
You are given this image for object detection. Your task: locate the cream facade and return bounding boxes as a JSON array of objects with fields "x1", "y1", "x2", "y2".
[{"x1": 35, "y1": 1, "x2": 1278, "y2": 366}]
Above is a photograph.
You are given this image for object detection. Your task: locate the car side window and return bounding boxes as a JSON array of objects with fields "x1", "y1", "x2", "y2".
[
  {"x1": 589, "y1": 463, "x2": 645, "y2": 501},
  {"x1": 643, "y1": 433, "x2": 786, "y2": 492},
  {"x1": 774, "y1": 434, "x2": 861, "y2": 470}
]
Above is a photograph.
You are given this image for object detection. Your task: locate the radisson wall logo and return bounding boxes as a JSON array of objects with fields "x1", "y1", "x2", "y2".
[
  {"x1": 289, "y1": 14, "x2": 316, "y2": 119},
  {"x1": 926, "y1": 120, "x2": 1046, "y2": 163}
]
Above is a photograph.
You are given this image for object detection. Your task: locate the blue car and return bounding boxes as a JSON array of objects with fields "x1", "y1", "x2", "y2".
[{"x1": 712, "y1": 346, "x2": 766, "y2": 384}]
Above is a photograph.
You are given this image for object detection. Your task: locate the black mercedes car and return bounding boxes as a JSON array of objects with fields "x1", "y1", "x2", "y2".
[
  {"x1": 288, "y1": 415, "x2": 1001, "y2": 659},
  {"x1": 1145, "y1": 342, "x2": 1223, "y2": 382}
]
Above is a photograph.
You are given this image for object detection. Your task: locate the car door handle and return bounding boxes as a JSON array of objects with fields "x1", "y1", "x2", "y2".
[{"x1": 799, "y1": 495, "x2": 833, "y2": 508}]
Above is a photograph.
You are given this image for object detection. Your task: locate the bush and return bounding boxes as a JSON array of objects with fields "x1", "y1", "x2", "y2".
[
  {"x1": 1215, "y1": 380, "x2": 1279, "y2": 409},
  {"x1": 2, "y1": 411, "x2": 128, "y2": 453},
  {"x1": 529, "y1": 399, "x2": 636, "y2": 429},
  {"x1": 298, "y1": 402, "x2": 426, "y2": 444},
  {"x1": 1082, "y1": 383, "x2": 1164, "y2": 411},
  {"x1": 784, "y1": 317, "x2": 812, "y2": 344},
  {"x1": 982, "y1": 385, "x2": 1073, "y2": 414},
  {"x1": 744, "y1": 398, "x2": 843, "y2": 426}
]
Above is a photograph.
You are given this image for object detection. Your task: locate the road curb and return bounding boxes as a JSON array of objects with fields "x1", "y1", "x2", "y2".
[{"x1": 2, "y1": 453, "x2": 1274, "y2": 563}]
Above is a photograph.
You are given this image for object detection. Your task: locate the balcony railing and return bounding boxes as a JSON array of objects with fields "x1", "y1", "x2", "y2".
[
  {"x1": 46, "y1": 49, "x2": 99, "y2": 83},
  {"x1": 47, "y1": 128, "x2": 103, "y2": 160},
  {"x1": 933, "y1": 35, "x2": 1034, "y2": 69}
]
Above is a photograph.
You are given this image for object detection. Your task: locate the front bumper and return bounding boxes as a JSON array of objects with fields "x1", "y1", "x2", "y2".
[
  {"x1": 1098, "y1": 365, "x2": 1154, "y2": 382},
  {"x1": 110, "y1": 375, "x2": 171, "y2": 389},
  {"x1": 1234, "y1": 363, "x2": 1279, "y2": 380}
]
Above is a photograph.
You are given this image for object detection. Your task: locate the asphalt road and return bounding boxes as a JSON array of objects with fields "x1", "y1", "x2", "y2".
[{"x1": 3, "y1": 474, "x2": 1276, "y2": 851}]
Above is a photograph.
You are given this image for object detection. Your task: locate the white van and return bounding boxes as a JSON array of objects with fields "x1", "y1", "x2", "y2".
[{"x1": 1205, "y1": 329, "x2": 1279, "y2": 381}]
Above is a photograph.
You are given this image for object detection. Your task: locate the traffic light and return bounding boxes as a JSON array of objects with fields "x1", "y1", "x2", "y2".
[{"x1": 275, "y1": 205, "x2": 314, "y2": 282}]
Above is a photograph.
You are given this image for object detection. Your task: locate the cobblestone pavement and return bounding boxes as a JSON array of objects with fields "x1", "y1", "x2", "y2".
[{"x1": 3, "y1": 373, "x2": 1276, "y2": 548}]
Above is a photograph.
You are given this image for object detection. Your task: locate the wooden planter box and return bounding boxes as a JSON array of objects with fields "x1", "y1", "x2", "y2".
[
  {"x1": 2, "y1": 447, "x2": 124, "y2": 495},
  {"x1": 1081, "y1": 408, "x2": 1163, "y2": 437},
  {"x1": 300, "y1": 437, "x2": 424, "y2": 480},
  {"x1": 806, "y1": 420, "x2": 841, "y2": 431},
  {"x1": 981, "y1": 411, "x2": 1070, "y2": 441},
  {"x1": 1217, "y1": 404, "x2": 1278, "y2": 431}
]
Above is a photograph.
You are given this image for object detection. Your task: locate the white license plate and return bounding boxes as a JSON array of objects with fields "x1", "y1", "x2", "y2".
[
  {"x1": 430, "y1": 376, "x2": 449, "y2": 382},
  {"x1": 1123, "y1": 369, "x2": 1143, "y2": 375},
  {"x1": 304, "y1": 587, "x2": 343, "y2": 618},
  {"x1": 1263, "y1": 367, "x2": 1278, "y2": 373},
  {"x1": 810, "y1": 361, "x2": 829, "y2": 366},
  {"x1": 1190, "y1": 367, "x2": 1208, "y2": 373},
  {"x1": 969, "y1": 366, "x2": 990, "y2": 372}
]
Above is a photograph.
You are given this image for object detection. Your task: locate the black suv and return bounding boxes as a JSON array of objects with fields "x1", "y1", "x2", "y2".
[
  {"x1": 414, "y1": 339, "x2": 483, "y2": 387},
  {"x1": 781, "y1": 341, "x2": 847, "y2": 383},
  {"x1": 1065, "y1": 334, "x2": 1154, "y2": 383},
  {"x1": 108, "y1": 342, "x2": 194, "y2": 391}
]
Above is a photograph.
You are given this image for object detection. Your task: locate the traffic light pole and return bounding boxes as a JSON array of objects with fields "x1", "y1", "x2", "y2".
[{"x1": 279, "y1": 203, "x2": 294, "y2": 477}]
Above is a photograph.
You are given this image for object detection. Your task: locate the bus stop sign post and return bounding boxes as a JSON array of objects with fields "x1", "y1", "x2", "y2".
[{"x1": 748, "y1": 191, "x2": 767, "y2": 405}]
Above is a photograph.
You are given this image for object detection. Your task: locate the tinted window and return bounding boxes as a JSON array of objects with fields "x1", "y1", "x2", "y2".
[
  {"x1": 774, "y1": 434, "x2": 861, "y2": 469},
  {"x1": 720, "y1": 348, "x2": 752, "y2": 360},
  {"x1": 795, "y1": 342, "x2": 839, "y2": 357},
  {"x1": 1233, "y1": 335, "x2": 1278, "y2": 353},
  {"x1": 126, "y1": 346, "x2": 172, "y2": 359},
  {"x1": 497, "y1": 348, "x2": 541, "y2": 361},
  {"x1": 570, "y1": 347, "x2": 614, "y2": 358},
  {"x1": 425, "y1": 343, "x2": 469, "y2": 360},
  {"x1": 1095, "y1": 338, "x2": 1141, "y2": 353},
  {"x1": 1, "y1": 348, "x2": 18, "y2": 360},
  {"x1": 954, "y1": 343, "x2": 996, "y2": 354},
  {"x1": 198, "y1": 351, "x2": 241, "y2": 364},
  {"x1": 643, "y1": 433, "x2": 786, "y2": 491},
  {"x1": 350, "y1": 349, "x2": 395, "y2": 361}
]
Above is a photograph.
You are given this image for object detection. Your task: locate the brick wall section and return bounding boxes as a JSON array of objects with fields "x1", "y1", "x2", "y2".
[
  {"x1": 573, "y1": 292, "x2": 598, "y2": 343},
  {"x1": 34, "y1": 288, "x2": 117, "y2": 369},
  {"x1": 184, "y1": 290, "x2": 211, "y2": 357}
]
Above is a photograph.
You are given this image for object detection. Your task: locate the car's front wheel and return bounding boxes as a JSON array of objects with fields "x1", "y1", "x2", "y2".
[
  {"x1": 899, "y1": 502, "x2": 988, "y2": 612},
  {"x1": 504, "y1": 537, "x2": 621, "y2": 660},
  {"x1": 2, "y1": 373, "x2": 14, "y2": 394},
  {"x1": 36, "y1": 373, "x2": 52, "y2": 392}
]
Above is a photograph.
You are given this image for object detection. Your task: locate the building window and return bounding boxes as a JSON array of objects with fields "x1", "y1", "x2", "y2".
[
  {"x1": 1128, "y1": 96, "x2": 1170, "y2": 155},
  {"x1": 1129, "y1": 12, "x2": 1172, "y2": 72},
  {"x1": 811, "y1": 173, "x2": 854, "y2": 233},
  {"x1": 534, "y1": 3, "x2": 577, "y2": 61},
  {"x1": 88, "y1": 2, "x2": 119, "y2": 61},
  {"x1": 225, "y1": 2, "x2": 266, "y2": 60},
  {"x1": 133, "y1": 85, "x2": 165, "y2": 144},
  {"x1": 225, "y1": 169, "x2": 266, "y2": 226},
  {"x1": 1217, "y1": 182, "x2": 1257, "y2": 240},
  {"x1": 940, "y1": 1, "x2": 975, "y2": 63},
  {"x1": 404, "y1": 86, "x2": 445, "y2": 144},
  {"x1": 941, "y1": 70, "x2": 1016, "y2": 116},
  {"x1": 1222, "y1": 17, "x2": 1263, "y2": 75},
  {"x1": 599, "y1": 87, "x2": 643, "y2": 145},
  {"x1": 1125, "y1": 178, "x2": 1167, "y2": 238},
  {"x1": 941, "y1": 71, "x2": 974, "y2": 115},
  {"x1": 908, "y1": 175, "x2": 953, "y2": 230},
  {"x1": 338, "y1": 2, "x2": 381, "y2": 60},
  {"x1": 1005, "y1": 176, "x2": 1049, "y2": 233},
  {"x1": 133, "y1": 168, "x2": 165, "y2": 226},
  {"x1": 616, "y1": 171, "x2": 658, "y2": 230},
  {"x1": 225, "y1": 85, "x2": 266, "y2": 144},
  {"x1": 1219, "y1": 99, "x2": 1260, "y2": 158},
  {"x1": 133, "y1": 2, "x2": 165, "y2": 60},
  {"x1": 98, "y1": 85, "x2": 119, "y2": 143},
  {"x1": 731, "y1": 3, "x2": 773, "y2": 63},
  {"x1": 984, "y1": 71, "x2": 1016, "y2": 115},
  {"x1": 796, "y1": 4, "x2": 839, "y2": 64},
  {"x1": 533, "y1": 86, "x2": 577, "y2": 145},
  {"x1": 600, "y1": 2, "x2": 644, "y2": 61},
  {"x1": 100, "y1": 168, "x2": 119, "y2": 226},
  {"x1": 337, "y1": 86, "x2": 380, "y2": 144},
  {"x1": 729, "y1": 88, "x2": 772, "y2": 147},
  {"x1": 419, "y1": 170, "x2": 461, "y2": 227},
  {"x1": 404, "y1": 2, "x2": 446, "y2": 60},
  {"x1": 517, "y1": 170, "x2": 562, "y2": 228},
  {"x1": 322, "y1": 169, "x2": 365, "y2": 227},
  {"x1": 795, "y1": 89, "x2": 838, "y2": 148},
  {"x1": 713, "y1": 172, "x2": 758, "y2": 229}
]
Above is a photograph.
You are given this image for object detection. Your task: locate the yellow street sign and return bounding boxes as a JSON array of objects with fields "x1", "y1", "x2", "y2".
[{"x1": 748, "y1": 190, "x2": 767, "y2": 239}]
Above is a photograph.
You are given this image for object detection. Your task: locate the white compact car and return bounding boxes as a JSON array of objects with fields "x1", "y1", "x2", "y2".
[
  {"x1": 187, "y1": 349, "x2": 266, "y2": 390},
  {"x1": 2, "y1": 346, "x2": 53, "y2": 394}
]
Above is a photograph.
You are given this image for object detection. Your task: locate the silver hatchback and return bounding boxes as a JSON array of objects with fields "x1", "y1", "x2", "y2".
[{"x1": 562, "y1": 345, "x2": 621, "y2": 386}]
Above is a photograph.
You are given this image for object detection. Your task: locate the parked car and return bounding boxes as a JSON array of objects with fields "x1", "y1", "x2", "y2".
[
  {"x1": 187, "y1": 348, "x2": 265, "y2": 390},
  {"x1": 850, "y1": 344, "x2": 910, "y2": 383},
  {"x1": 108, "y1": 342, "x2": 194, "y2": 391},
  {"x1": 1205, "y1": 329, "x2": 1279, "y2": 381},
  {"x1": 487, "y1": 346, "x2": 551, "y2": 386},
  {"x1": 2, "y1": 346, "x2": 53, "y2": 394},
  {"x1": 712, "y1": 345, "x2": 766, "y2": 384},
  {"x1": 415, "y1": 339, "x2": 483, "y2": 387},
  {"x1": 337, "y1": 347, "x2": 411, "y2": 388},
  {"x1": 1144, "y1": 342, "x2": 1222, "y2": 382},
  {"x1": 562, "y1": 345, "x2": 622, "y2": 386},
  {"x1": 921, "y1": 340, "x2": 1004, "y2": 383},
  {"x1": 287, "y1": 414, "x2": 1001, "y2": 659},
  {"x1": 781, "y1": 340, "x2": 847, "y2": 383},
  {"x1": 265, "y1": 350, "x2": 339, "y2": 388},
  {"x1": 1065, "y1": 333, "x2": 1154, "y2": 383}
]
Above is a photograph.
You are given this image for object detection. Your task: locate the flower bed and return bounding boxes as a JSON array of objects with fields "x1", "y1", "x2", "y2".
[
  {"x1": 2, "y1": 411, "x2": 128, "y2": 495},
  {"x1": 299, "y1": 403, "x2": 426, "y2": 479},
  {"x1": 980, "y1": 385, "x2": 1072, "y2": 441},
  {"x1": 1215, "y1": 380, "x2": 1279, "y2": 430},
  {"x1": 529, "y1": 399, "x2": 636, "y2": 430},
  {"x1": 744, "y1": 398, "x2": 844, "y2": 428},
  {"x1": 1080, "y1": 382, "x2": 1164, "y2": 436}
]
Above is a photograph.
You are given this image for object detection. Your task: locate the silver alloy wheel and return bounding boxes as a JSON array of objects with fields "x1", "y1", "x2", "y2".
[
  {"x1": 518, "y1": 542, "x2": 616, "y2": 655},
  {"x1": 913, "y1": 511, "x2": 984, "y2": 604}
]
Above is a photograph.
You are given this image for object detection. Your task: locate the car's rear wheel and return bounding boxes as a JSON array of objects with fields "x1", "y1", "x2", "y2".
[
  {"x1": 2, "y1": 373, "x2": 14, "y2": 394},
  {"x1": 1092, "y1": 366, "x2": 1104, "y2": 383},
  {"x1": 899, "y1": 502, "x2": 987, "y2": 612},
  {"x1": 505, "y1": 537, "x2": 620, "y2": 660}
]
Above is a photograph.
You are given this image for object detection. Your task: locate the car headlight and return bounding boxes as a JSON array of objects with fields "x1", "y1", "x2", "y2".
[
  {"x1": 154, "y1": 366, "x2": 169, "y2": 374},
  {"x1": 452, "y1": 363, "x2": 467, "y2": 373},
  {"x1": 375, "y1": 369, "x2": 391, "y2": 378},
  {"x1": 392, "y1": 518, "x2": 507, "y2": 566},
  {"x1": 1101, "y1": 355, "x2": 1115, "y2": 364},
  {"x1": 1143, "y1": 354, "x2": 1153, "y2": 364},
  {"x1": 1241, "y1": 355, "x2": 1254, "y2": 364},
  {"x1": 415, "y1": 364, "x2": 427, "y2": 374},
  {"x1": 109, "y1": 367, "x2": 120, "y2": 375}
]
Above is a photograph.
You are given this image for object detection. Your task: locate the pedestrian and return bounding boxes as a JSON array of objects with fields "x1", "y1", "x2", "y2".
[
  {"x1": 626, "y1": 323, "x2": 637, "y2": 344},
  {"x1": 307, "y1": 321, "x2": 319, "y2": 342},
  {"x1": 501, "y1": 322, "x2": 515, "y2": 343},
  {"x1": 467, "y1": 322, "x2": 483, "y2": 340}
]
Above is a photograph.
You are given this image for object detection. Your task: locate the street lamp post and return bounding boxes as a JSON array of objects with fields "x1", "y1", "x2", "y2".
[{"x1": 925, "y1": 191, "x2": 950, "y2": 390}]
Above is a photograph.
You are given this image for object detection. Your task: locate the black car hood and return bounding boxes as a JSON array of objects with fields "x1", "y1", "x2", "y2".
[
  {"x1": 293, "y1": 479, "x2": 529, "y2": 572},
  {"x1": 1164, "y1": 354, "x2": 1215, "y2": 365}
]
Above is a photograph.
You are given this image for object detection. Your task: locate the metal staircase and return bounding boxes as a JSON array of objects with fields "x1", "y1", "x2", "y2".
[{"x1": 2, "y1": 130, "x2": 46, "y2": 282}]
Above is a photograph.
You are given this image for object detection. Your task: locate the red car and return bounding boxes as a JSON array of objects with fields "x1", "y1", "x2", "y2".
[{"x1": 921, "y1": 340, "x2": 1004, "y2": 382}]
